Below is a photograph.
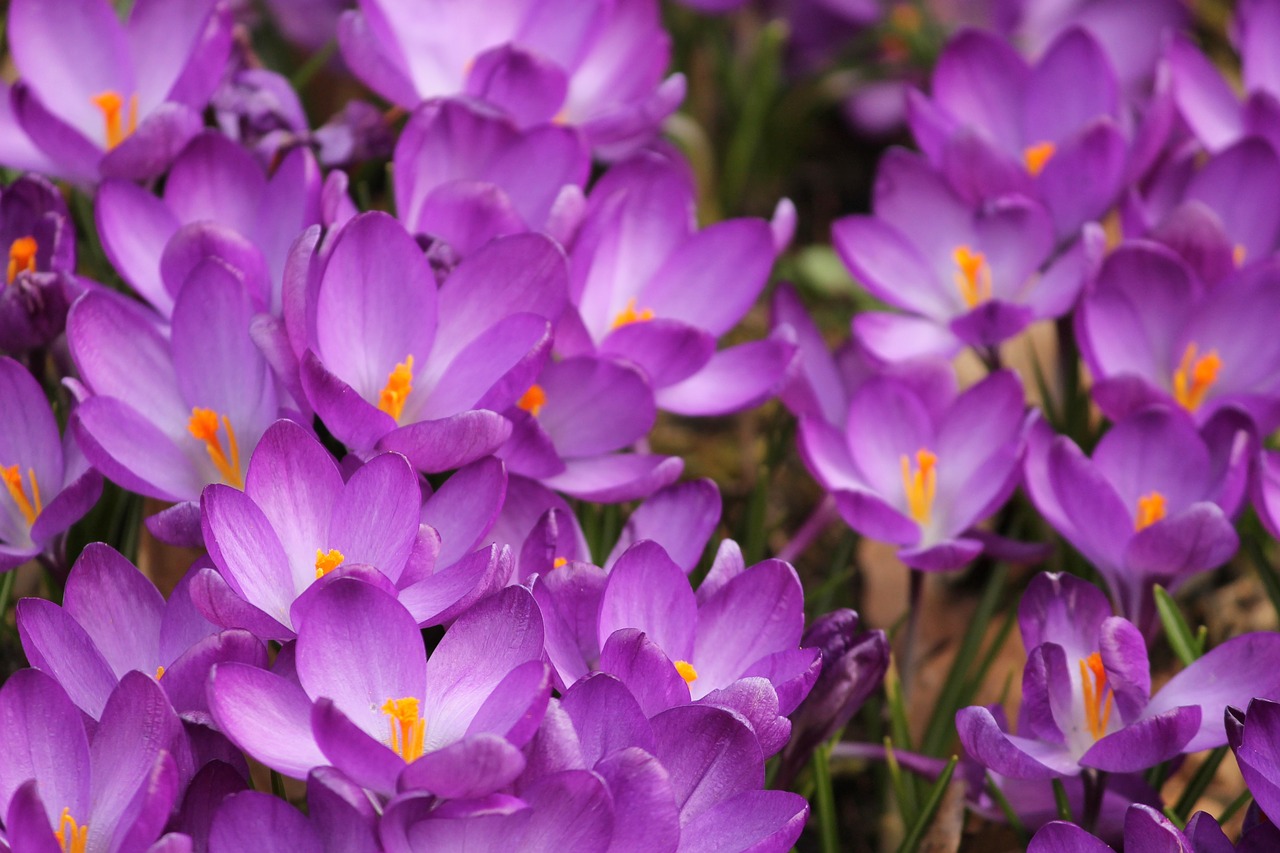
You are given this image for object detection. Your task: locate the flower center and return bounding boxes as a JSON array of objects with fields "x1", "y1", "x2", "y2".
[
  {"x1": 377, "y1": 356, "x2": 414, "y2": 422},
  {"x1": 900, "y1": 448, "x2": 938, "y2": 527},
  {"x1": 1172, "y1": 343, "x2": 1221, "y2": 413},
  {"x1": 517, "y1": 384, "x2": 547, "y2": 417},
  {"x1": 611, "y1": 297, "x2": 655, "y2": 329},
  {"x1": 381, "y1": 696, "x2": 425, "y2": 762},
  {"x1": 1135, "y1": 491, "x2": 1167, "y2": 531},
  {"x1": 952, "y1": 246, "x2": 992, "y2": 308},
  {"x1": 2, "y1": 464, "x2": 43, "y2": 527},
  {"x1": 1079, "y1": 652, "x2": 1114, "y2": 741},
  {"x1": 552, "y1": 556, "x2": 567, "y2": 568},
  {"x1": 1234, "y1": 244, "x2": 1247, "y2": 267},
  {"x1": 1023, "y1": 141, "x2": 1056, "y2": 177},
  {"x1": 7, "y1": 236, "x2": 37, "y2": 284},
  {"x1": 90, "y1": 90, "x2": 138, "y2": 150},
  {"x1": 315, "y1": 548, "x2": 345, "y2": 579},
  {"x1": 674, "y1": 660, "x2": 698, "y2": 684},
  {"x1": 155, "y1": 665, "x2": 165, "y2": 680},
  {"x1": 187, "y1": 408, "x2": 244, "y2": 489},
  {"x1": 55, "y1": 808, "x2": 88, "y2": 853}
]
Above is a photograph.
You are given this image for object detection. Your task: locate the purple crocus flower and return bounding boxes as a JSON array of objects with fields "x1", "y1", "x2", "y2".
[
  {"x1": 394, "y1": 98, "x2": 590, "y2": 258},
  {"x1": 1024, "y1": 406, "x2": 1247, "y2": 628},
  {"x1": 956, "y1": 572, "x2": 1280, "y2": 780},
  {"x1": 0, "y1": 0, "x2": 233, "y2": 183},
  {"x1": 0, "y1": 175, "x2": 83, "y2": 353},
  {"x1": 17, "y1": 543, "x2": 265, "y2": 723},
  {"x1": 1077, "y1": 243, "x2": 1280, "y2": 432},
  {"x1": 0, "y1": 358, "x2": 102, "y2": 572},
  {"x1": 68, "y1": 265, "x2": 286, "y2": 545},
  {"x1": 907, "y1": 26, "x2": 1129, "y2": 239},
  {"x1": 209, "y1": 580, "x2": 550, "y2": 797},
  {"x1": 797, "y1": 369, "x2": 1027, "y2": 571},
  {"x1": 1029, "y1": 804, "x2": 1241, "y2": 853},
  {"x1": 1226, "y1": 698, "x2": 1280, "y2": 849},
  {"x1": 289, "y1": 211, "x2": 567, "y2": 473},
  {"x1": 1168, "y1": 0, "x2": 1280, "y2": 155},
  {"x1": 536, "y1": 539, "x2": 819, "y2": 756},
  {"x1": 558, "y1": 152, "x2": 796, "y2": 415},
  {"x1": 207, "y1": 778, "x2": 379, "y2": 853},
  {"x1": 95, "y1": 130, "x2": 337, "y2": 317},
  {"x1": 833, "y1": 148, "x2": 1100, "y2": 359},
  {"x1": 498, "y1": 354, "x2": 682, "y2": 502},
  {"x1": 195, "y1": 419, "x2": 509, "y2": 638},
  {"x1": 0, "y1": 670, "x2": 185, "y2": 853},
  {"x1": 337, "y1": 0, "x2": 686, "y2": 158}
]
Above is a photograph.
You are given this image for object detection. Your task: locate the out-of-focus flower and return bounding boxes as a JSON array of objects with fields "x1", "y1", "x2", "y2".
[
  {"x1": 338, "y1": 0, "x2": 686, "y2": 158},
  {"x1": 393, "y1": 98, "x2": 590, "y2": 257},
  {"x1": 1024, "y1": 406, "x2": 1247, "y2": 628},
  {"x1": 834, "y1": 149, "x2": 1100, "y2": 360},
  {"x1": 0, "y1": 0, "x2": 233, "y2": 183},
  {"x1": 0, "y1": 357, "x2": 103, "y2": 572},
  {"x1": 209, "y1": 581, "x2": 550, "y2": 797},
  {"x1": 17, "y1": 543, "x2": 265, "y2": 722},
  {"x1": 560, "y1": 152, "x2": 796, "y2": 416},
  {"x1": 1226, "y1": 698, "x2": 1280, "y2": 848},
  {"x1": 957, "y1": 573, "x2": 1280, "y2": 779},
  {"x1": 1028, "y1": 804, "x2": 1240, "y2": 853},
  {"x1": 798, "y1": 369, "x2": 1027, "y2": 571},
  {"x1": 0, "y1": 176, "x2": 84, "y2": 354},
  {"x1": 1077, "y1": 244, "x2": 1280, "y2": 432}
]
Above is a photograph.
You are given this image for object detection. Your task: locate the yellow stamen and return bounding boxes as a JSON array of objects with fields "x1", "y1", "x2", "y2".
[
  {"x1": 315, "y1": 548, "x2": 345, "y2": 579},
  {"x1": 1135, "y1": 491, "x2": 1167, "y2": 531},
  {"x1": 155, "y1": 665, "x2": 165, "y2": 680},
  {"x1": 1172, "y1": 343, "x2": 1222, "y2": 413},
  {"x1": 517, "y1": 384, "x2": 547, "y2": 417},
  {"x1": 1023, "y1": 141, "x2": 1056, "y2": 177},
  {"x1": 1078, "y1": 653, "x2": 1114, "y2": 741},
  {"x1": 382, "y1": 697, "x2": 425, "y2": 762},
  {"x1": 674, "y1": 660, "x2": 698, "y2": 684},
  {"x1": 1101, "y1": 209, "x2": 1124, "y2": 253},
  {"x1": 187, "y1": 408, "x2": 243, "y2": 489},
  {"x1": 952, "y1": 246, "x2": 993, "y2": 308},
  {"x1": 552, "y1": 556, "x2": 567, "y2": 569},
  {"x1": 7, "y1": 236, "x2": 37, "y2": 284},
  {"x1": 2, "y1": 464, "x2": 43, "y2": 527},
  {"x1": 899, "y1": 449, "x2": 938, "y2": 527},
  {"x1": 55, "y1": 808, "x2": 88, "y2": 853},
  {"x1": 378, "y1": 356, "x2": 414, "y2": 422},
  {"x1": 90, "y1": 90, "x2": 138, "y2": 150},
  {"x1": 1234, "y1": 244, "x2": 1247, "y2": 267},
  {"x1": 611, "y1": 297, "x2": 655, "y2": 329}
]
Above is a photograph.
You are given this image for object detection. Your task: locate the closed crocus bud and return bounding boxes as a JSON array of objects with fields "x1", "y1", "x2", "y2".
[{"x1": 776, "y1": 609, "x2": 889, "y2": 787}]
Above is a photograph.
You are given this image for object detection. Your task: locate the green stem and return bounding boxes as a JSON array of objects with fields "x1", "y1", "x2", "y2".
[
  {"x1": 291, "y1": 39, "x2": 338, "y2": 90},
  {"x1": 270, "y1": 769, "x2": 288, "y2": 800},
  {"x1": 812, "y1": 742, "x2": 841, "y2": 853},
  {"x1": 0, "y1": 569, "x2": 15, "y2": 624},
  {"x1": 1052, "y1": 778, "x2": 1073, "y2": 823},
  {"x1": 895, "y1": 755, "x2": 959, "y2": 853},
  {"x1": 1173, "y1": 746, "x2": 1228, "y2": 820}
]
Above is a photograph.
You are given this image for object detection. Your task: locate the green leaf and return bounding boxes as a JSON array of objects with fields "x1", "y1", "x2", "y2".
[
  {"x1": 895, "y1": 755, "x2": 959, "y2": 853},
  {"x1": 1153, "y1": 585, "x2": 1203, "y2": 666}
]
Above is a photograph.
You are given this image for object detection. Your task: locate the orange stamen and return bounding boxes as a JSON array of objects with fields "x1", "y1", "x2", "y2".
[
  {"x1": 552, "y1": 556, "x2": 567, "y2": 569},
  {"x1": 1234, "y1": 244, "x2": 1247, "y2": 267},
  {"x1": 517, "y1": 384, "x2": 547, "y2": 417},
  {"x1": 377, "y1": 356, "x2": 414, "y2": 422},
  {"x1": 1023, "y1": 141, "x2": 1056, "y2": 177},
  {"x1": 55, "y1": 808, "x2": 88, "y2": 853},
  {"x1": 187, "y1": 408, "x2": 243, "y2": 489},
  {"x1": 155, "y1": 665, "x2": 165, "y2": 680},
  {"x1": 611, "y1": 297, "x2": 655, "y2": 329},
  {"x1": 1078, "y1": 652, "x2": 1114, "y2": 741},
  {"x1": 2, "y1": 464, "x2": 43, "y2": 527},
  {"x1": 1135, "y1": 491, "x2": 1167, "y2": 531},
  {"x1": 91, "y1": 90, "x2": 138, "y2": 150},
  {"x1": 899, "y1": 449, "x2": 938, "y2": 526},
  {"x1": 315, "y1": 548, "x2": 345, "y2": 579},
  {"x1": 7, "y1": 236, "x2": 37, "y2": 284},
  {"x1": 382, "y1": 697, "x2": 425, "y2": 762},
  {"x1": 674, "y1": 660, "x2": 699, "y2": 684},
  {"x1": 952, "y1": 246, "x2": 993, "y2": 307},
  {"x1": 1172, "y1": 343, "x2": 1222, "y2": 413}
]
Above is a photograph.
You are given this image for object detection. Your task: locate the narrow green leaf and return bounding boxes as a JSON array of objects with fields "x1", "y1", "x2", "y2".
[
  {"x1": 883, "y1": 737, "x2": 919, "y2": 830},
  {"x1": 1153, "y1": 585, "x2": 1202, "y2": 666},
  {"x1": 1173, "y1": 746, "x2": 1229, "y2": 820},
  {"x1": 895, "y1": 755, "x2": 959, "y2": 853},
  {"x1": 985, "y1": 774, "x2": 1028, "y2": 843},
  {"x1": 811, "y1": 742, "x2": 841, "y2": 853},
  {"x1": 1052, "y1": 778, "x2": 1073, "y2": 822}
]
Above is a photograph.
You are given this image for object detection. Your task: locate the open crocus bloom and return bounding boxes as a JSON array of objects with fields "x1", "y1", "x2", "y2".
[
  {"x1": 798, "y1": 369, "x2": 1028, "y2": 571},
  {"x1": 0, "y1": 0, "x2": 232, "y2": 183},
  {"x1": 1028, "y1": 804, "x2": 1239, "y2": 853},
  {"x1": 209, "y1": 580, "x2": 550, "y2": 798},
  {"x1": 1024, "y1": 405, "x2": 1248, "y2": 629},
  {"x1": 0, "y1": 357, "x2": 103, "y2": 572},
  {"x1": 338, "y1": 0, "x2": 685, "y2": 158},
  {"x1": 957, "y1": 573, "x2": 1280, "y2": 780}
]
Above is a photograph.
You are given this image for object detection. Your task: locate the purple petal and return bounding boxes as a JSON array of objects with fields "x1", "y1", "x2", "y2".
[
  {"x1": 466, "y1": 660, "x2": 551, "y2": 746},
  {"x1": 207, "y1": 790, "x2": 321, "y2": 853},
  {"x1": 955, "y1": 705, "x2": 1080, "y2": 779},
  {"x1": 399, "y1": 734, "x2": 525, "y2": 798},
  {"x1": 655, "y1": 338, "x2": 798, "y2": 417},
  {"x1": 606, "y1": 478, "x2": 721, "y2": 572},
  {"x1": 15, "y1": 598, "x2": 117, "y2": 719},
  {"x1": 207, "y1": 663, "x2": 325, "y2": 778},
  {"x1": 651, "y1": 703, "x2": 763, "y2": 824},
  {"x1": 1080, "y1": 705, "x2": 1201, "y2": 772},
  {"x1": 0, "y1": 670, "x2": 90, "y2": 825},
  {"x1": 309, "y1": 698, "x2": 402, "y2": 795},
  {"x1": 598, "y1": 629, "x2": 689, "y2": 717},
  {"x1": 692, "y1": 561, "x2": 804, "y2": 693},
  {"x1": 541, "y1": 453, "x2": 683, "y2": 503},
  {"x1": 600, "y1": 541, "x2": 696, "y2": 660},
  {"x1": 533, "y1": 562, "x2": 608, "y2": 690},
  {"x1": 680, "y1": 790, "x2": 808, "y2": 853},
  {"x1": 63, "y1": 543, "x2": 164, "y2": 678},
  {"x1": 377, "y1": 410, "x2": 513, "y2": 473}
]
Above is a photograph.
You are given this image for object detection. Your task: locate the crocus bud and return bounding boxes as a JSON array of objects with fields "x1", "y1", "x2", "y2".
[{"x1": 776, "y1": 609, "x2": 889, "y2": 786}]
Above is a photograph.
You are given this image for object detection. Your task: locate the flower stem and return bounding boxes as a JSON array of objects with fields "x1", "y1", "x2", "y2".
[
  {"x1": 776, "y1": 495, "x2": 837, "y2": 563},
  {"x1": 812, "y1": 741, "x2": 841, "y2": 853}
]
